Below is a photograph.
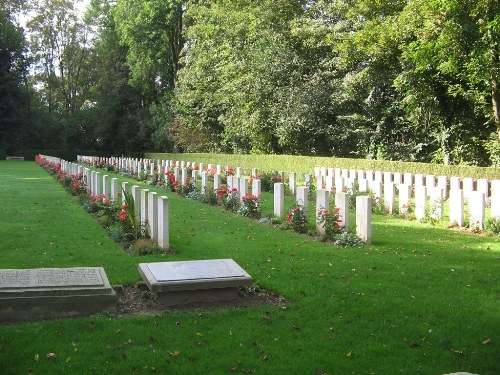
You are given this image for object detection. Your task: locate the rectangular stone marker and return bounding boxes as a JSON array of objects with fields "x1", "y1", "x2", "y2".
[
  {"x1": 491, "y1": 180, "x2": 500, "y2": 218},
  {"x1": 214, "y1": 174, "x2": 221, "y2": 190},
  {"x1": 335, "y1": 192, "x2": 349, "y2": 229},
  {"x1": 90, "y1": 170, "x2": 96, "y2": 195},
  {"x1": 449, "y1": 189, "x2": 464, "y2": 226},
  {"x1": 393, "y1": 172, "x2": 402, "y2": 185},
  {"x1": 383, "y1": 181, "x2": 395, "y2": 214},
  {"x1": 289, "y1": 172, "x2": 297, "y2": 195},
  {"x1": 239, "y1": 178, "x2": 249, "y2": 202},
  {"x1": 415, "y1": 185, "x2": 427, "y2": 220},
  {"x1": 296, "y1": 186, "x2": 309, "y2": 208},
  {"x1": 138, "y1": 259, "x2": 253, "y2": 306},
  {"x1": 437, "y1": 176, "x2": 448, "y2": 198},
  {"x1": 372, "y1": 181, "x2": 382, "y2": 201},
  {"x1": 463, "y1": 177, "x2": 474, "y2": 199},
  {"x1": 477, "y1": 179, "x2": 489, "y2": 201},
  {"x1": 425, "y1": 175, "x2": 436, "y2": 195},
  {"x1": 316, "y1": 189, "x2": 329, "y2": 235},
  {"x1": 358, "y1": 179, "x2": 368, "y2": 193},
  {"x1": 450, "y1": 176, "x2": 460, "y2": 191},
  {"x1": 201, "y1": 171, "x2": 208, "y2": 193},
  {"x1": 325, "y1": 175, "x2": 334, "y2": 192},
  {"x1": 181, "y1": 168, "x2": 188, "y2": 185},
  {"x1": 148, "y1": 191, "x2": 158, "y2": 240},
  {"x1": 111, "y1": 178, "x2": 118, "y2": 202},
  {"x1": 158, "y1": 196, "x2": 169, "y2": 249},
  {"x1": 316, "y1": 175, "x2": 324, "y2": 190},
  {"x1": 469, "y1": 191, "x2": 485, "y2": 229},
  {"x1": 383, "y1": 171, "x2": 393, "y2": 184},
  {"x1": 121, "y1": 181, "x2": 129, "y2": 204},
  {"x1": 335, "y1": 176, "x2": 345, "y2": 193},
  {"x1": 398, "y1": 184, "x2": 412, "y2": 214},
  {"x1": 103, "y1": 175, "x2": 109, "y2": 201},
  {"x1": 236, "y1": 167, "x2": 242, "y2": 178},
  {"x1": 429, "y1": 187, "x2": 443, "y2": 220},
  {"x1": 131, "y1": 185, "x2": 141, "y2": 222},
  {"x1": 0, "y1": 267, "x2": 115, "y2": 322},
  {"x1": 414, "y1": 174, "x2": 424, "y2": 187},
  {"x1": 274, "y1": 183, "x2": 285, "y2": 218},
  {"x1": 356, "y1": 195, "x2": 372, "y2": 244},
  {"x1": 252, "y1": 178, "x2": 261, "y2": 198},
  {"x1": 141, "y1": 189, "x2": 149, "y2": 227},
  {"x1": 403, "y1": 173, "x2": 413, "y2": 186}
]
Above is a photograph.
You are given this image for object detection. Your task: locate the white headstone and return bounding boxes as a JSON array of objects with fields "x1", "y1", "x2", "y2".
[
  {"x1": 201, "y1": 171, "x2": 209, "y2": 193},
  {"x1": 102, "y1": 175, "x2": 109, "y2": 201},
  {"x1": 335, "y1": 192, "x2": 349, "y2": 229},
  {"x1": 158, "y1": 196, "x2": 169, "y2": 249},
  {"x1": 296, "y1": 186, "x2": 309, "y2": 208},
  {"x1": 414, "y1": 174, "x2": 424, "y2": 187},
  {"x1": 477, "y1": 179, "x2": 489, "y2": 201},
  {"x1": 372, "y1": 181, "x2": 382, "y2": 200},
  {"x1": 274, "y1": 183, "x2": 285, "y2": 218},
  {"x1": 252, "y1": 178, "x2": 261, "y2": 198},
  {"x1": 214, "y1": 174, "x2": 221, "y2": 190},
  {"x1": 398, "y1": 184, "x2": 412, "y2": 214},
  {"x1": 316, "y1": 175, "x2": 324, "y2": 191},
  {"x1": 236, "y1": 167, "x2": 242, "y2": 178},
  {"x1": 239, "y1": 178, "x2": 249, "y2": 202},
  {"x1": 121, "y1": 182, "x2": 128, "y2": 204},
  {"x1": 425, "y1": 175, "x2": 436, "y2": 196},
  {"x1": 148, "y1": 192, "x2": 158, "y2": 241},
  {"x1": 141, "y1": 189, "x2": 149, "y2": 227},
  {"x1": 437, "y1": 176, "x2": 448, "y2": 198},
  {"x1": 131, "y1": 185, "x2": 141, "y2": 223},
  {"x1": 356, "y1": 195, "x2": 372, "y2": 244},
  {"x1": 403, "y1": 173, "x2": 413, "y2": 186},
  {"x1": 450, "y1": 176, "x2": 461, "y2": 191},
  {"x1": 462, "y1": 177, "x2": 474, "y2": 199},
  {"x1": 383, "y1": 171, "x2": 393, "y2": 184},
  {"x1": 429, "y1": 187, "x2": 443, "y2": 220},
  {"x1": 415, "y1": 185, "x2": 427, "y2": 220},
  {"x1": 469, "y1": 191, "x2": 485, "y2": 229},
  {"x1": 289, "y1": 172, "x2": 297, "y2": 195},
  {"x1": 316, "y1": 189, "x2": 329, "y2": 235},
  {"x1": 358, "y1": 179, "x2": 368, "y2": 193},
  {"x1": 383, "y1": 182, "x2": 395, "y2": 214},
  {"x1": 490, "y1": 180, "x2": 500, "y2": 218},
  {"x1": 111, "y1": 178, "x2": 118, "y2": 202},
  {"x1": 325, "y1": 175, "x2": 334, "y2": 192},
  {"x1": 449, "y1": 189, "x2": 464, "y2": 226}
]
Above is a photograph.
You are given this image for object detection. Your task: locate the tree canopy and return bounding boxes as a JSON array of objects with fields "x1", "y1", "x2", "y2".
[{"x1": 2, "y1": 0, "x2": 499, "y2": 165}]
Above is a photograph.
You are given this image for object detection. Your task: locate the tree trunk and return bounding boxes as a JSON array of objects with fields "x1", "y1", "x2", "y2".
[{"x1": 493, "y1": 81, "x2": 500, "y2": 140}]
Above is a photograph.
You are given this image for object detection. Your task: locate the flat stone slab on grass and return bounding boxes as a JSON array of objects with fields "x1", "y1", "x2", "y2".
[
  {"x1": 0, "y1": 267, "x2": 116, "y2": 322},
  {"x1": 138, "y1": 259, "x2": 254, "y2": 307}
]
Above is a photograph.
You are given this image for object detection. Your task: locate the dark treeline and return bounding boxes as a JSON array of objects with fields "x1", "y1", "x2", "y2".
[{"x1": 1, "y1": 0, "x2": 499, "y2": 165}]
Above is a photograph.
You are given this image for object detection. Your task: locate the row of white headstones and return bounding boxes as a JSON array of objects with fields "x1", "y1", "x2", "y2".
[
  {"x1": 42, "y1": 155, "x2": 171, "y2": 250},
  {"x1": 58, "y1": 155, "x2": 498, "y2": 245}
]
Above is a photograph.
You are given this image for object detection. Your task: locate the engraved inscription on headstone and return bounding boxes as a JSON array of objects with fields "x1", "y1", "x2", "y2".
[
  {"x1": 0, "y1": 268, "x2": 104, "y2": 289},
  {"x1": 147, "y1": 259, "x2": 247, "y2": 282}
]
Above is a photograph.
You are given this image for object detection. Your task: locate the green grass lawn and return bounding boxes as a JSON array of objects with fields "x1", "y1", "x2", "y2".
[{"x1": 0, "y1": 160, "x2": 499, "y2": 374}]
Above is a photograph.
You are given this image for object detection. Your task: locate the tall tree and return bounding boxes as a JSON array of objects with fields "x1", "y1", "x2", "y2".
[{"x1": 0, "y1": 8, "x2": 30, "y2": 156}]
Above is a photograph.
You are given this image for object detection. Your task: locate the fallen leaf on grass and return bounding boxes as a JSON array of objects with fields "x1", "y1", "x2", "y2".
[
  {"x1": 46, "y1": 352, "x2": 57, "y2": 359},
  {"x1": 409, "y1": 343, "x2": 421, "y2": 348},
  {"x1": 34, "y1": 353, "x2": 39, "y2": 362},
  {"x1": 262, "y1": 315, "x2": 270, "y2": 321},
  {"x1": 482, "y1": 338, "x2": 492, "y2": 345},
  {"x1": 451, "y1": 349, "x2": 463, "y2": 354},
  {"x1": 346, "y1": 351, "x2": 353, "y2": 357},
  {"x1": 169, "y1": 350, "x2": 180, "y2": 357}
]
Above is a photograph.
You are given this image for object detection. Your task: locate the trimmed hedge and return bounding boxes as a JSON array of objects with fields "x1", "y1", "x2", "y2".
[
  {"x1": 146, "y1": 152, "x2": 500, "y2": 179},
  {"x1": 24, "y1": 150, "x2": 144, "y2": 161}
]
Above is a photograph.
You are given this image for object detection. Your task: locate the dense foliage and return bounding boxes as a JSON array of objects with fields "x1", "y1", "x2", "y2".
[{"x1": 1, "y1": 0, "x2": 499, "y2": 165}]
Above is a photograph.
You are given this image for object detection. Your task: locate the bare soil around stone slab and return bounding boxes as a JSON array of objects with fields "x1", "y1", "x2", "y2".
[{"x1": 114, "y1": 284, "x2": 287, "y2": 316}]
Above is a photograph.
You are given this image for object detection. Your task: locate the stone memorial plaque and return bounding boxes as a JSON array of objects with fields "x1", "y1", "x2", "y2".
[
  {"x1": 138, "y1": 259, "x2": 254, "y2": 306},
  {"x1": 147, "y1": 259, "x2": 247, "y2": 282},
  {"x1": 0, "y1": 268, "x2": 104, "y2": 289},
  {"x1": 0, "y1": 267, "x2": 116, "y2": 321}
]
